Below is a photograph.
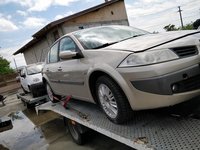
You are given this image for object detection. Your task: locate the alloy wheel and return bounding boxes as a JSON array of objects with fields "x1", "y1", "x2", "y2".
[{"x1": 98, "y1": 84, "x2": 118, "y2": 119}]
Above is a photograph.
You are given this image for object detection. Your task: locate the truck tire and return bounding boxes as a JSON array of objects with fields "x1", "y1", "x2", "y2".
[
  {"x1": 96, "y1": 76, "x2": 133, "y2": 124},
  {"x1": 67, "y1": 119, "x2": 85, "y2": 145}
]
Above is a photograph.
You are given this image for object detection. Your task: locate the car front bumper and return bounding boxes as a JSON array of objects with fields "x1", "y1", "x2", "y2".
[
  {"x1": 30, "y1": 82, "x2": 46, "y2": 93},
  {"x1": 131, "y1": 64, "x2": 200, "y2": 95},
  {"x1": 117, "y1": 56, "x2": 200, "y2": 110}
]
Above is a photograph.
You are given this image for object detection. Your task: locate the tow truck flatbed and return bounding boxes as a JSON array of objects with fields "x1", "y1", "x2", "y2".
[
  {"x1": 36, "y1": 99, "x2": 200, "y2": 150},
  {"x1": 17, "y1": 92, "x2": 48, "y2": 107}
]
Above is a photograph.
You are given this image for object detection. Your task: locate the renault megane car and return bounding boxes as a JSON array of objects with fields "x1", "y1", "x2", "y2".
[{"x1": 43, "y1": 25, "x2": 200, "y2": 124}]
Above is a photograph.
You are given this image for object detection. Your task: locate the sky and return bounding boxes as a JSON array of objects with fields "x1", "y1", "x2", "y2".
[{"x1": 0, "y1": 0, "x2": 199, "y2": 68}]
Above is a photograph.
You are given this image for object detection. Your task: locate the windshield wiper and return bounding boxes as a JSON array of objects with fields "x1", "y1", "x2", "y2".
[
  {"x1": 119, "y1": 34, "x2": 145, "y2": 43},
  {"x1": 92, "y1": 41, "x2": 118, "y2": 49},
  {"x1": 92, "y1": 34, "x2": 145, "y2": 49}
]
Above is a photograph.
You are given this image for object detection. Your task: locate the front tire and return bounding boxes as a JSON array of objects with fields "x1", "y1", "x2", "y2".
[
  {"x1": 46, "y1": 83, "x2": 61, "y2": 103},
  {"x1": 96, "y1": 76, "x2": 133, "y2": 124}
]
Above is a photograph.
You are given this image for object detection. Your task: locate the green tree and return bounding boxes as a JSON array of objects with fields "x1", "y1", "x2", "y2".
[
  {"x1": 182, "y1": 23, "x2": 194, "y2": 30},
  {"x1": 0, "y1": 55, "x2": 14, "y2": 74},
  {"x1": 164, "y1": 24, "x2": 178, "y2": 31},
  {"x1": 164, "y1": 22, "x2": 194, "y2": 31},
  {"x1": 193, "y1": 19, "x2": 200, "y2": 29}
]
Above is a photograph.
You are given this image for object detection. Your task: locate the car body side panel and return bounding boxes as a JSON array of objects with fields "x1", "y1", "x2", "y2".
[
  {"x1": 57, "y1": 58, "x2": 92, "y2": 101},
  {"x1": 44, "y1": 50, "x2": 130, "y2": 103},
  {"x1": 86, "y1": 63, "x2": 135, "y2": 105},
  {"x1": 43, "y1": 62, "x2": 64, "y2": 95}
]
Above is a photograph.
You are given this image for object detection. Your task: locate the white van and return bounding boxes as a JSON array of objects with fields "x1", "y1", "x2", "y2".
[{"x1": 20, "y1": 63, "x2": 46, "y2": 97}]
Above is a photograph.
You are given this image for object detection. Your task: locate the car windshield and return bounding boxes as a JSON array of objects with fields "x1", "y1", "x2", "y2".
[
  {"x1": 73, "y1": 26, "x2": 149, "y2": 49},
  {"x1": 26, "y1": 64, "x2": 43, "y2": 75}
]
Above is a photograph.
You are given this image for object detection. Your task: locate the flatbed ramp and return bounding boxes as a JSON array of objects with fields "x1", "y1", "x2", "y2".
[
  {"x1": 17, "y1": 92, "x2": 48, "y2": 106},
  {"x1": 36, "y1": 100, "x2": 200, "y2": 150}
]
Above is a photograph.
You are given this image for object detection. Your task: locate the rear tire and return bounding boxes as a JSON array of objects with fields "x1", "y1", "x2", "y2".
[
  {"x1": 46, "y1": 83, "x2": 61, "y2": 103},
  {"x1": 96, "y1": 76, "x2": 133, "y2": 124}
]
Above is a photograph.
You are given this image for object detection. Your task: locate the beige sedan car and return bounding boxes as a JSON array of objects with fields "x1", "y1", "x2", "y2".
[{"x1": 43, "y1": 25, "x2": 200, "y2": 124}]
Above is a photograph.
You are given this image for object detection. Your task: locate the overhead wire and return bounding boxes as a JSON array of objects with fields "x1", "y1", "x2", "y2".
[{"x1": 130, "y1": 0, "x2": 200, "y2": 30}]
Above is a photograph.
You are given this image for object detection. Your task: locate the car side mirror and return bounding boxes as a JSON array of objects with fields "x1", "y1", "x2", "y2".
[
  {"x1": 59, "y1": 51, "x2": 77, "y2": 59},
  {"x1": 20, "y1": 73, "x2": 26, "y2": 78}
]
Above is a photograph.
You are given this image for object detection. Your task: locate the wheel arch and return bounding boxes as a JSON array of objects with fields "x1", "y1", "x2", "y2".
[
  {"x1": 42, "y1": 74, "x2": 51, "y2": 85},
  {"x1": 88, "y1": 68, "x2": 132, "y2": 107}
]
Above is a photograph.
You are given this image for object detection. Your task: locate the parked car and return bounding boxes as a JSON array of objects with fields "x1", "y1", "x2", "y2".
[
  {"x1": 43, "y1": 25, "x2": 200, "y2": 124},
  {"x1": 20, "y1": 63, "x2": 46, "y2": 97}
]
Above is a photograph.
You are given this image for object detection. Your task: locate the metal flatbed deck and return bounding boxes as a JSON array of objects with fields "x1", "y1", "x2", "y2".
[
  {"x1": 36, "y1": 99, "x2": 200, "y2": 150},
  {"x1": 17, "y1": 92, "x2": 48, "y2": 105}
]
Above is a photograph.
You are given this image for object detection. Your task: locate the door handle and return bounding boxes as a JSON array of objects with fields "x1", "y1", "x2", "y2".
[
  {"x1": 58, "y1": 67, "x2": 62, "y2": 71},
  {"x1": 46, "y1": 68, "x2": 49, "y2": 72}
]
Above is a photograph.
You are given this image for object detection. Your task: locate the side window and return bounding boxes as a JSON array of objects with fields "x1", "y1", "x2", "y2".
[
  {"x1": 59, "y1": 37, "x2": 76, "y2": 52},
  {"x1": 49, "y1": 42, "x2": 59, "y2": 63},
  {"x1": 20, "y1": 68, "x2": 26, "y2": 76}
]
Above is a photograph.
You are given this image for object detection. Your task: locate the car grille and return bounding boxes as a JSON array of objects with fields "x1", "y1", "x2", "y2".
[
  {"x1": 171, "y1": 46, "x2": 198, "y2": 58},
  {"x1": 172, "y1": 75, "x2": 200, "y2": 94}
]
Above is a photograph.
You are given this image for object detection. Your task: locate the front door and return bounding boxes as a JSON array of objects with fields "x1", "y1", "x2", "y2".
[{"x1": 57, "y1": 36, "x2": 90, "y2": 101}]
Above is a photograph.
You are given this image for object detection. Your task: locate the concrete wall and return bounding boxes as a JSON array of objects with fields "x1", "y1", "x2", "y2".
[
  {"x1": 62, "y1": 0, "x2": 128, "y2": 34},
  {"x1": 24, "y1": 38, "x2": 49, "y2": 64},
  {"x1": 62, "y1": 20, "x2": 129, "y2": 34},
  {"x1": 23, "y1": 0, "x2": 129, "y2": 64},
  {"x1": 63, "y1": 1, "x2": 128, "y2": 26}
]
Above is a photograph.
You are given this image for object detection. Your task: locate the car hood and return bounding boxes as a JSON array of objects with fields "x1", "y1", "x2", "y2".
[
  {"x1": 105, "y1": 30, "x2": 200, "y2": 52},
  {"x1": 27, "y1": 73, "x2": 43, "y2": 85}
]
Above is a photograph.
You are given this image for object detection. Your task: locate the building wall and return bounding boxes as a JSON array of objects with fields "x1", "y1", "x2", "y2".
[
  {"x1": 24, "y1": 38, "x2": 49, "y2": 64},
  {"x1": 23, "y1": 0, "x2": 129, "y2": 64},
  {"x1": 63, "y1": 1, "x2": 128, "y2": 26},
  {"x1": 62, "y1": 20, "x2": 129, "y2": 34},
  {"x1": 62, "y1": 0, "x2": 128, "y2": 34}
]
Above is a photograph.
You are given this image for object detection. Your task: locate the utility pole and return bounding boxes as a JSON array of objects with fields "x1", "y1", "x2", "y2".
[
  {"x1": 13, "y1": 58, "x2": 18, "y2": 72},
  {"x1": 178, "y1": 6, "x2": 184, "y2": 29}
]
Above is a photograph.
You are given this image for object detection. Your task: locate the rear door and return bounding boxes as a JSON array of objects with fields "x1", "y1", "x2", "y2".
[{"x1": 44, "y1": 42, "x2": 63, "y2": 95}]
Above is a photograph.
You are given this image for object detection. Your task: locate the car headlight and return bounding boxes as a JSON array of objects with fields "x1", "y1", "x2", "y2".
[
  {"x1": 33, "y1": 78, "x2": 40, "y2": 82},
  {"x1": 118, "y1": 49, "x2": 179, "y2": 67}
]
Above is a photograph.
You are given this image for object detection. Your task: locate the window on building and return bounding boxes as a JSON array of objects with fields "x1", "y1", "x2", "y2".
[
  {"x1": 59, "y1": 37, "x2": 76, "y2": 52},
  {"x1": 49, "y1": 42, "x2": 59, "y2": 63},
  {"x1": 53, "y1": 30, "x2": 60, "y2": 41}
]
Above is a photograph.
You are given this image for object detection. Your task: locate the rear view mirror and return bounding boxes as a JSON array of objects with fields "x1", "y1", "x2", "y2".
[{"x1": 59, "y1": 51, "x2": 77, "y2": 59}]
